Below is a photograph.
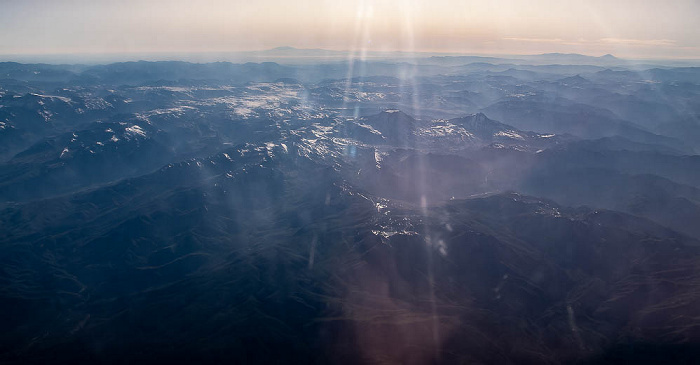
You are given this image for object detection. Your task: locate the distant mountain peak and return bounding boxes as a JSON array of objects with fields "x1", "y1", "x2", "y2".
[
  {"x1": 531, "y1": 52, "x2": 620, "y2": 64},
  {"x1": 558, "y1": 74, "x2": 592, "y2": 85},
  {"x1": 269, "y1": 46, "x2": 298, "y2": 51}
]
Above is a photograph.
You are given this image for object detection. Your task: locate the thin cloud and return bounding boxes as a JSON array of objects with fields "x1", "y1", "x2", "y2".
[
  {"x1": 503, "y1": 37, "x2": 566, "y2": 43},
  {"x1": 600, "y1": 38, "x2": 677, "y2": 46},
  {"x1": 502, "y1": 37, "x2": 680, "y2": 48}
]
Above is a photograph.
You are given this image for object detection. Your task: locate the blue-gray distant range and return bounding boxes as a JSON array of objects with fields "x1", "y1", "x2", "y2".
[
  {"x1": 1, "y1": 49, "x2": 700, "y2": 364},
  {"x1": 4, "y1": 46, "x2": 700, "y2": 67}
]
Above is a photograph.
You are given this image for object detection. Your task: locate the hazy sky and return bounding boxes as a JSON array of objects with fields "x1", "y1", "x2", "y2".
[{"x1": 1, "y1": 0, "x2": 699, "y2": 59}]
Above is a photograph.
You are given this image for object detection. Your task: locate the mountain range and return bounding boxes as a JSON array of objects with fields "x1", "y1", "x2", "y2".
[{"x1": 1, "y1": 57, "x2": 700, "y2": 363}]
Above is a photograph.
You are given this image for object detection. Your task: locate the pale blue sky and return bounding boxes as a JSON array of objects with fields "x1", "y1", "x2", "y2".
[{"x1": 1, "y1": 0, "x2": 698, "y2": 59}]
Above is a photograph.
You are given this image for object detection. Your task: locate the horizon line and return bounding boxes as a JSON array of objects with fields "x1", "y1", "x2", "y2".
[{"x1": 1, "y1": 47, "x2": 700, "y2": 63}]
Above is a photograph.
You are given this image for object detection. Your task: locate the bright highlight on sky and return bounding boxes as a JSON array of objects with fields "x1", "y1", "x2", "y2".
[{"x1": 1, "y1": 0, "x2": 699, "y2": 59}]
